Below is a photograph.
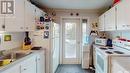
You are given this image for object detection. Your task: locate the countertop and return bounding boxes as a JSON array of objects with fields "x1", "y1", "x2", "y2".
[
  {"x1": 113, "y1": 57, "x2": 130, "y2": 72},
  {"x1": 0, "y1": 48, "x2": 45, "y2": 72}
]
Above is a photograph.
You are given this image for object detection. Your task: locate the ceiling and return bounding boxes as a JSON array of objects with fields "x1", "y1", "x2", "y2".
[{"x1": 31, "y1": 0, "x2": 113, "y2": 10}]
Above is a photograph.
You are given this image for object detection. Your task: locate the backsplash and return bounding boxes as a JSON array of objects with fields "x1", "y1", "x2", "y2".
[
  {"x1": 106, "y1": 30, "x2": 130, "y2": 40},
  {"x1": 0, "y1": 32, "x2": 24, "y2": 51}
]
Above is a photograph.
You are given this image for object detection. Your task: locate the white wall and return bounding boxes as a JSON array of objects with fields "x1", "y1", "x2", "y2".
[
  {"x1": 106, "y1": 30, "x2": 130, "y2": 39},
  {"x1": 0, "y1": 32, "x2": 24, "y2": 51},
  {"x1": 54, "y1": 9, "x2": 99, "y2": 25}
]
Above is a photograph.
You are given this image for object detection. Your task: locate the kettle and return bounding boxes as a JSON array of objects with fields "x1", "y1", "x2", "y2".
[{"x1": 106, "y1": 38, "x2": 112, "y2": 47}]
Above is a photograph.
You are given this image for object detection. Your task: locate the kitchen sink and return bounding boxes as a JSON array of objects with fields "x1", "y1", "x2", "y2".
[
  {"x1": 0, "y1": 51, "x2": 32, "y2": 66},
  {"x1": 3, "y1": 52, "x2": 32, "y2": 59}
]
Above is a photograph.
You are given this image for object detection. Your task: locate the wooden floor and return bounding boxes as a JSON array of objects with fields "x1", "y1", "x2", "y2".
[{"x1": 55, "y1": 64, "x2": 95, "y2": 73}]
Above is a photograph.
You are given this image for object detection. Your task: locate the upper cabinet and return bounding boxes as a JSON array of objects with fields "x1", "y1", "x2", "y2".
[
  {"x1": 25, "y1": 0, "x2": 36, "y2": 31},
  {"x1": 0, "y1": 0, "x2": 45, "y2": 32},
  {"x1": 116, "y1": 0, "x2": 130, "y2": 30},
  {"x1": 0, "y1": 0, "x2": 5, "y2": 31},
  {"x1": 0, "y1": 14, "x2": 5, "y2": 31},
  {"x1": 98, "y1": 0, "x2": 130, "y2": 31},
  {"x1": 5, "y1": 0, "x2": 25, "y2": 32},
  {"x1": 104, "y1": 6, "x2": 116, "y2": 31},
  {"x1": 98, "y1": 14, "x2": 105, "y2": 31}
]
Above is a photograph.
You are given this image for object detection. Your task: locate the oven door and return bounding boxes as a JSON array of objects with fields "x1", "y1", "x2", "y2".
[{"x1": 96, "y1": 50, "x2": 108, "y2": 73}]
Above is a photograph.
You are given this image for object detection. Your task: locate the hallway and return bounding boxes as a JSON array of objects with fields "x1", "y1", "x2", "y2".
[{"x1": 55, "y1": 64, "x2": 95, "y2": 73}]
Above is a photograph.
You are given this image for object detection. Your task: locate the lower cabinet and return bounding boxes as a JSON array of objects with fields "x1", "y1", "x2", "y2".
[
  {"x1": 36, "y1": 52, "x2": 45, "y2": 73},
  {"x1": 21, "y1": 56, "x2": 37, "y2": 73},
  {"x1": 112, "y1": 61, "x2": 129, "y2": 73},
  {"x1": 1, "y1": 64, "x2": 20, "y2": 73},
  {"x1": 1, "y1": 53, "x2": 45, "y2": 73}
]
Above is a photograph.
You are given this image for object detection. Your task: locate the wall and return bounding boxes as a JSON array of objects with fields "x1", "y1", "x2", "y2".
[
  {"x1": 106, "y1": 30, "x2": 130, "y2": 40},
  {"x1": 53, "y1": 9, "x2": 99, "y2": 25},
  {"x1": 0, "y1": 32, "x2": 24, "y2": 51}
]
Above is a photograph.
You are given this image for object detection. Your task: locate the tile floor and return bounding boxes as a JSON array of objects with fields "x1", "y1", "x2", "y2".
[{"x1": 55, "y1": 64, "x2": 95, "y2": 73}]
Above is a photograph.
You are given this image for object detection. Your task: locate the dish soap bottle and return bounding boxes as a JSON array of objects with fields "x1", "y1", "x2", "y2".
[{"x1": 22, "y1": 32, "x2": 32, "y2": 50}]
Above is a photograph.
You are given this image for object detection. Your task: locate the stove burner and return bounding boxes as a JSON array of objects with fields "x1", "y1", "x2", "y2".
[
  {"x1": 108, "y1": 48, "x2": 114, "y2": 49},
  {"x1": 106, "y1": 51, "x2": 113, "y2": 54},
  {"x1": 114, "y1": 51, "x2": 124, "y2": 54},
  {"x1": 100, "y1": 48, "x2": 108, "y2": 50}
]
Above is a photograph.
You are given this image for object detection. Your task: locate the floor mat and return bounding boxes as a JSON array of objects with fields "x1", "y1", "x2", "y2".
[{"x1": 55, "y1": 64, "x2": 95, "y2": 73}]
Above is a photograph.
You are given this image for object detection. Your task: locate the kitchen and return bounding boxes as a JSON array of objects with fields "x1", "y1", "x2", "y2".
[{"x1": 0, "y1": 0, "x2": 130, "y2": 73}]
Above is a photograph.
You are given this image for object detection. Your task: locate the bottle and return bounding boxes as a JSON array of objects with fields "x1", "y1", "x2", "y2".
[{"x1": 22, "y1": 32, "x2": 32, "y2": 50}]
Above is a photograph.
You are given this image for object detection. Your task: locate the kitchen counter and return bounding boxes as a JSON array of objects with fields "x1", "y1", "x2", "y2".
[
  {"x1": 113, "y1": 57, "x2": 130, "y2": 72},
  {"x1": 0, "y1": 48, "x2": 45, "y2": 72}
]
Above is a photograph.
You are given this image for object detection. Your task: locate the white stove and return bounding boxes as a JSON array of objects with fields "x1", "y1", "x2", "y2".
[{"x1": 95, "y1": 39, "x2": 130, "y2": 73}]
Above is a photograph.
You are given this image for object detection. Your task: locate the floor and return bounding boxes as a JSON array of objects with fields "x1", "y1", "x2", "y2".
[{"x1": 55, "y1": 64, "x2": 95, "y2": 73}]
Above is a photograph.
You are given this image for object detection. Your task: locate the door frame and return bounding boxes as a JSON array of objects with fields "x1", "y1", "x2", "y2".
[{"x1": 60, "y1": 16, "x2": 90, "y2": 64}]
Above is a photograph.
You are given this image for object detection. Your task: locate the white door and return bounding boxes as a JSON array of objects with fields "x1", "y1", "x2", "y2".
[
  {"x1": 62, "y1": 18, "x2": 80, "y2": 64},
  {"x1": 0, "y1": 0, "x2": 5, "y2": 31},
  {"x1": 99, "y1": 14, "x2": 105, "y2": 31},
  {"x1": 25, "y1": 0, "x2": 35, "y2": 31},
  {"x1": 36, "y1": 52, "x2": 45, "y2": 73},
  {"x1": 104, "y1": 6, "x2": 116, "y2": 31},
  {"x1": 116, "y1": 0, "x2": 130, "y2": 30},
  {"x1": 1, "y1": 64, "x2": 20, "y2": 73},
  {"x1": 21, "y1": 56, "x2": 36, "y2": 73},
  {"x1": 5, "y1": 0, "x2": 25, "y2": 32}
]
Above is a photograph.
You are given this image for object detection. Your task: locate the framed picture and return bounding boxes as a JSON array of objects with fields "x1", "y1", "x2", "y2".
[
  {"x1": 44, "y1": 31, "x2": 49, "y2": 39},
  {"x1": 4, "y1": 35, "x2": 11, "y2": 41}
]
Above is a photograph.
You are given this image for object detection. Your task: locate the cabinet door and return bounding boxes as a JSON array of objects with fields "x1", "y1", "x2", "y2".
[
  {"x1": 37, "y1": 52, "x2": 45, "y2": 73},
  {"x1": 98, "y1": 14, "x2": 105, "y2": 31},
  {"x1": 25, "y1": 1, "x2": 35, "y2": 31},
  {"x1": 35, "y1": 8, "x2": 43, "y2": 22},
  {"x1": 104, "y1": 6, "x2": 116, "y2": 31},
  {"x1": 5, "y1": 0, "x2": 24, "y2": 32},
  {"x1": 0, "y1": 15, "x2": 5, "y2": 31},
  {"x1": 21, "y1": 56, "x2": 36, "y2": 73},
  {"x1": 116, "y1": 0, "x2": 130, "y2": 30},
  {"x1": 112, "y1": 62, "x2": 124, "y2": 73},
  {"x1": 1, "y1": 64, "x2": 20, "y2": 73},
  {"x1": 0, "y1": 0, "x2": 5, "y2": 31}
]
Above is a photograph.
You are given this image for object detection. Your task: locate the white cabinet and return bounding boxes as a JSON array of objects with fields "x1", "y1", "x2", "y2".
[
  {"x1": 21, "y1": 56, "x2": 37, "y2": 73},
  {"x1": 1, "y1": 53, "x2": 45, "y2": 73},
  {"x1": 0, "y1": 15, "x2": 5, "y2": 31},
  {"x1": 25, "y1": 0, "x2": 36, "y2": 31},
  {"x1": 112, "y1": 63, "x2": 123, "y2": 73},
  {"x1": 0, "y1": 0, "x2": 46, "y2": 32},
  {"x1": 0, "y1": 0, "x2": 5, "y2": 31},
  {"x1": 99, "y1": 0, "x2": 130, "y2": 31},
  {"x1": 36, "y1": 8, "x2": 43, "y2": 17},
  {"x1": 1, "y1": 64, "x2": 20, "y2": 73},
  {"x1": 112, "y1": 61, "x2": 125, "y2": 73},
  {"x1": 36, "y1": 52, "x2": 45, "y2": 73},
  {"x1": 98, "y1": 14, "x2": 105, "y2": 31},
  {"x1": 5, "y1": 0, "x2": 25, "y2": 32},
  {"x1": 93, "y1": 46, "x2": 96, "y2": 67},
  {"x1": 116, "y1": 0, "x2": 130, "y2": 30},
  {"x1": 104, "y1": 6, "x2": 116, "y2": 31},
  {"x1": 82, "y1": 45, "x2": 90, "y2": 69}
]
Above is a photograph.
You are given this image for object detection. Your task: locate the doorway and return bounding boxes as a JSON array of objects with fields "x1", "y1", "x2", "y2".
[{"x1": 62, "y1": 18, "x2": 81, "y2": 64}]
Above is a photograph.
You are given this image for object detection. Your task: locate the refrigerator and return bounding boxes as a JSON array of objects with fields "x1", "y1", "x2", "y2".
[{"x1": 32, "y1": 22, "x2": 60, "y2": 73}]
